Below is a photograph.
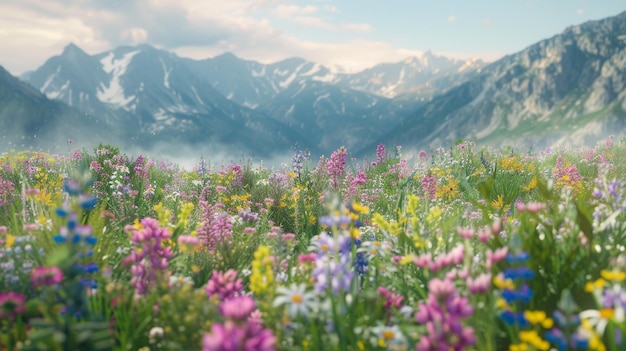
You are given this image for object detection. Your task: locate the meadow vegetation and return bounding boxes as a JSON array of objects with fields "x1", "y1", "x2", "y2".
[{"x1": 1, "y1": 138, "x2": 626, "y2": 351}]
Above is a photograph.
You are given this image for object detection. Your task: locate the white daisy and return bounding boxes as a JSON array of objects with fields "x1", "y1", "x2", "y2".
[{"x1": 273, "y1": 283, "x2": 316, "y2": 318}]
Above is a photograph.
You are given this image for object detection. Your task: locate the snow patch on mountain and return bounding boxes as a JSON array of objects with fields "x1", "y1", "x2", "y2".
[
  {"x1": 313, "y1": 92, "x2": 330, "y2": 107},
  {"x1": 291, "y1": 82, "x2": 307, "y2": 97},
  {"x1": 302, "y1": 63, "x2": 321, "y2": 76},
  {"x1": 285, "y1": 105, "x2": 295, "y2": 117},
  {"x1": 46, "y1": 80, "x2": 70, "y2": 100},
  {"x1": 41, "y1": 66, "x2": 61, "y2": 92},
  {"x1": 160, "y1": 57, "x2": 172, "y2": 89},
  {"x1": 312, "y1": 73, "x2": 336, "y2": 83},
  {"x1": 252, "y1": 66, "x2": 266, "y2": 77},
  {"x1": 191, "y1": 86, "x2": 203, "y2": 105},
  {"x1": 97, "y1": 50, "x2": 139, "y2": 108},
  {"x1": 279, "y1": 62, "x2": 308, "y2": 89}
]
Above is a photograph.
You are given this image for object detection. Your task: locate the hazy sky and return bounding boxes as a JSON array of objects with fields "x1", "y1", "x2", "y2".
[{"x1": 1, "y1": 0, "x2": 625, "y2": 75}]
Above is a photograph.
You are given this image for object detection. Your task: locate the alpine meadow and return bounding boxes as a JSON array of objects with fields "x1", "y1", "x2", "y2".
[{"x1": 2, "y1": 4, "x2": 626, "y2": 351}]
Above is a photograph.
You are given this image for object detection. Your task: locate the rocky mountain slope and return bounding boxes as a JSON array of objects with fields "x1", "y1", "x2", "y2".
[
  {"x1": 378, "y1": 10, "x2": 626, "y2": 154},
  {"x1": 0, "y1": 65, "x2": 120, "y2": 152}
]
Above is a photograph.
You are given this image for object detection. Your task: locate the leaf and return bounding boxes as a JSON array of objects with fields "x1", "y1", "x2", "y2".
[
  {"x1": 598, "y1": 210, "x2": 621, "y2": 232},
  {"x1": 46, "y1": 245, "x2": 71, "y2": 267},
  {"x1": 575, "y1": 202, "x2": 594, "y2": 244}
]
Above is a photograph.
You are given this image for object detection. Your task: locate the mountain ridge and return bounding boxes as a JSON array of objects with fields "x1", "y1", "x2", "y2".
[{"x1": 7, "y1": 9, "x2": 626, "y2": 158}]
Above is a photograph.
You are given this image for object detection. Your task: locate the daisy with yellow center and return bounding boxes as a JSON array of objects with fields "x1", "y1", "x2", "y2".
[{"x1": 273, "y1": 283, "x2": 316, "y2": 318}]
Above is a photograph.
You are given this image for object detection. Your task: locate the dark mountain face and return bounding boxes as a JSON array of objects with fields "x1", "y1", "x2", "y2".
[
  {"x1": 19, "y1": 45, "x2": 312, "y2": 157},
  {"x1": 0, "y1": 65, "x2": 120, "y2": 152},
  {"x1": 256, "y1": 80, "x2": 400, "y2": 151},
  {"x1": 19, "y1": 41, "x2": 483, "y2": 157}
]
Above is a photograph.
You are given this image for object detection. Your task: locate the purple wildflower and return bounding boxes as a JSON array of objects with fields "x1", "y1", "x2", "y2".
[
  {"x1": 220, "y1": 296, "x2": 256, "y2": 322},
  {"x1": 206, "y1": 270, "x2": 244, "y2": 301},
  {"x1": 327, "y1": 147, "x2": 347, "y2": 188},
  {"x1": 197, "y1": 200, "x2": 233, "y2": 252},
  {"x1": 0, "y1": 292, "x2": 26, "y2": 319},
  {"x1": 376, "y1": 144, "x2": 386, "y2": 164},
  {"x1": 31, "y1": 266, "x2": 63, "y2": 288},
  {"x1": 122, "y1": 218, "x2": 173, "y2": 295},
  {"x1": 415, "y1": 278, "x2": 476, "y2": 351}
]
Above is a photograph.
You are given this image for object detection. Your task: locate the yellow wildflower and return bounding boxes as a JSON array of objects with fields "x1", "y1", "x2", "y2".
[
  {"x1": 406, "y1": 194, "x2": 419, "y2": 215},
  {"x1": 600, "y1": 270, "x2": 625, "y2": 282},
  {"x1": 509, "y1": 343, "x2": 528, "y2": 351},
  {"x1": 493, "y1": 274, "x2": 515, "y2": 290},
  {"x1": 176, "y1": 202, "x2": 195, "y2": 228},
  {"x1": 523, "y1": 177, "x2": 538, "y2": 191},
  {"x1": 492, "y1": 195, "x2": 504, "y2": 210},
  {"x1": 6, "y1": 234, "x2": 15, "y2": 248},
  {"x1": 519, "y1": 330, "x2": 550, "y2": 350},
  {"x1": 585, "y1": 278, "x2": 605, "y2": 292},
  {"x1": 250, "y1": 245, "x2": 274, "y2": 295},
  {"x1": 399, "y1": 255, "x2": 415, "y2": 266},
  {"x1": 154, "y1": 202, "x2": 172, "y2": 227},
  {"x1": 426, "y1": 206, "x2": 441, "y2": 225},
  {"x1": 351, "y1": 202, "x2": 369, "y2": 214}
]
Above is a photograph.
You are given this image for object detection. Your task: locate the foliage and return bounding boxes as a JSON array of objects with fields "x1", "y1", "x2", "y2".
[{"x1": 1, "y1": 138, "x2": 626, "y2": 350}]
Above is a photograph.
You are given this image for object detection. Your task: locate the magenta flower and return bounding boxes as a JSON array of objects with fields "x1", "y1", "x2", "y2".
[
  {"x1": 414, "y1": 278, "x2": 475, "y2": 350},
  {"x1": 203, "y1": 322, "x2": 246, "y2": 351},
  {"x1": 467, "y1": 273, "x2": 492, "y2": 294},
  {"x1": 420, "y1": 175, "x2": 436, "y2": 201},
  {"x1": 376, "y1": 143, "x2": 386, "y2": 164},
  {"x1": 220, "y1": 296, "x2": 256, "y2": 322},
  {"x1": 327, "y1": 146, "x2": 347, "y2": 188},
  {"x1": 0, "y1": 292, "x2": 25, "y2": 319},
  {"x1": 203, "y1": 295, "x2": 276, "y2": 351},
  {"x1": 206, "y1": 270, "x2": 244, "y2": 301},
  {"x1": 202, "y1": 321, "x2": 276, "y2": 351},
  {"x1": 377, "y1": 286, "x2": 404, "y2": 310},
  {"x1": 122, "y1": 218, "x2": 173, "y2": 295},
  {"x1": 31, "y1": 266, "x2": 63, "y2": 288},
  {"x1": 197, "y1": 201, "x2": 233, "y2": 252}
]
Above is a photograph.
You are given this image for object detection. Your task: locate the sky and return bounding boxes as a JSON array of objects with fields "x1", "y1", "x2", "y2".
[{"x1": 1, "y1": 0, "x2": 625, "y2": 76}]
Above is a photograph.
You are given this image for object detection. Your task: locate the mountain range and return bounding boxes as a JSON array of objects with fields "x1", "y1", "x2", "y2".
[{"x1": 3, "y1": 10, "x2": 626, "y2": 159}]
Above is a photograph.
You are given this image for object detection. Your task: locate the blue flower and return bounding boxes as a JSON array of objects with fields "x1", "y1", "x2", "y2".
[
  {"x1": 499, "y1": 311, "x2": 529, "y2": 327},
  {"x1": 502, "y1": 284, "x2": 533, "y2": 304},
  {"x1": 79, "y1": 194, "x2": 98, "y2": 210},
  {"x1": 504, "y1": 267, "x2": 535, "y2": 280},
  {"x1": 505, "y1": 251, "x2": 530, "y2": 263},
  {"x1": 545, "y1": 328, "x2": 567, "y2": 351}
]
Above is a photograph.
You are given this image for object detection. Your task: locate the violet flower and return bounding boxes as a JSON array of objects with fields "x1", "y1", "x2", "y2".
[
  {"x1": 206, "y1": 269, "x2": 244, "y2": 302},
  {"x1": 415, "y1": 278, "x2": 476, "y2": 350}
]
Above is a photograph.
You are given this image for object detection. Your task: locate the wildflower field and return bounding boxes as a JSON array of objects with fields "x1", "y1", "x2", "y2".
[{"x1": 1, "y1": 138, "x2": 626, "y2": 351}]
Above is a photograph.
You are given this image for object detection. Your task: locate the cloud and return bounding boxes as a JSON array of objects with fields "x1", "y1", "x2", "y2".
[
  {"x1": 447, "y1": 15, "x2": 457, "y2": 23},
  {"x1": 342, "y1": 23, "x2": 373, "y2": 32},
  {"x1": 272, "y1": 4, "x2": 319, "y2": 17},
  {"x1": 271, "y1": 3, "x2": 363, "y2": 31},
  {"x1": 0, "y1": 0, "x2": 500, "y2": 76},
  {"x1": 175, "y1": 37, "x2": 426, "y2": 73},
  {"x1": 0, "y1": 1, "x2": 111, "y2": 74}
]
